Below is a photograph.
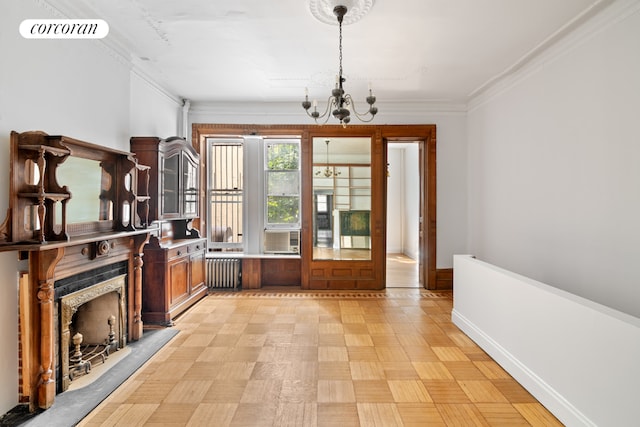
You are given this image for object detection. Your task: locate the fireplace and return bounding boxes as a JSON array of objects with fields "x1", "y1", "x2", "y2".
[
  {"x1": 1, "y1": 131, "x2": 155, "y2": 412},
  {"x1": 16, "y1": 235, "x2": 150, "y2": 411},
  {"x1": 55, "y1": 262, "x2": 128, "y2": 393}
]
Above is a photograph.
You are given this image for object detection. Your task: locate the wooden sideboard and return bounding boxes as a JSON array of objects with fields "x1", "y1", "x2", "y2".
[
  {"x1": 141, "y1": 236, "x2": 206, "y2": 325},
  {"x1": 130, "y1": 136, "x2": 206, "y2": 325}
]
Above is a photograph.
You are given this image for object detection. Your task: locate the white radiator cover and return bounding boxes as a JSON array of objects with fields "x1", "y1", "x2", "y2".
[
  {"x1": 206, "y1": 258, "x2": 241, "y2": 290},
  {"x1": 452, "y1": 255, "x2": 640, "y2": 427}
]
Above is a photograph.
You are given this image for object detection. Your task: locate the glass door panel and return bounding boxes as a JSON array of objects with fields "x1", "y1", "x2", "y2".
[
  {"x1": 312, "y1": 137, "x2": 371, "y2": 260},
  {"x1": 161, "y1": 152, "x2": 180, "y2": 216},
  {"x1": 182, "y1": 153, "x2": 199, "y2": 217}
]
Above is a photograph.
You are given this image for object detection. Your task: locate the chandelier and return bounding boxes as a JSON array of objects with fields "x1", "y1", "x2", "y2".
[
  {"x1": 315, "y1": 139, "x2": 341, "y2": 177},
  {"x1": 302, "y1": 4, "x2": 378, "y2": 126}
]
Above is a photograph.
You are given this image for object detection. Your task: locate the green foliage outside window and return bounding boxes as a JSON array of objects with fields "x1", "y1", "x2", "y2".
[
  {"x1": 267, "y1": 143, "x2": 299, "y2": 170},
  {"x1": 266, "y1": 142, "x2": 300, "y2": 226}
]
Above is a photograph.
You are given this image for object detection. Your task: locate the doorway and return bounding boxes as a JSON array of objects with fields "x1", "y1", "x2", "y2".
[
  {"x1": 386, "y1": 141, "x2": 421, "y2": 288},
  {"x1": 314, "y1": 191, "x2": 334, "y2": 247}
]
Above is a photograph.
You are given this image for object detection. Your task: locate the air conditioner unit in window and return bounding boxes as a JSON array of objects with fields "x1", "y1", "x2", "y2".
[{"x1": 264, "y1": 230, "x2": 300, "y2": 254}]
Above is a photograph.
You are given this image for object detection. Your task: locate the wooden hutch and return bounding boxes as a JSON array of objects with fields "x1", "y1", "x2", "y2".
[{"x1": 130, "y1": 136, "x2": 207, "y2": 326}]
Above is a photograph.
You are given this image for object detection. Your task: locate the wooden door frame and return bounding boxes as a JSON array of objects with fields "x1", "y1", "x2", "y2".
[
  {"x1": 382, "y1": 126, "x2": 437, "y2": 289},
  {"x1": 192, "y1": 123, "x2": 437, "y2": 289}
]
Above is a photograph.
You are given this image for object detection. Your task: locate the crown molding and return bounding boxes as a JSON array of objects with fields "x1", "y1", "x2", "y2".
[
  {"x1": 129, "y1": 58, "x2": 183, "y2": 106},
  {"x1": 468, "y1": 0, "x2": 639, "y2": 112},
  {"x1": 190, "y1": 100, "x2": 467, "y2": 119},
  {"x1": 39, "y1": 0, "x2": 132, "y2": 70},
  {"x1": 41, "y1": 0, "x2": 181, "y2": 106}
]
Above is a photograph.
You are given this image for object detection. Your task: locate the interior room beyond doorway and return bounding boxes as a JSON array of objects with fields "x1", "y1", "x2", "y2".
[{"x1": 386, "y1": 142, "x2": 420, "y2": 288}]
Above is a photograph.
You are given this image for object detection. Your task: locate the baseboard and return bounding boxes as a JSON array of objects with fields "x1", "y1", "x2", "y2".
[
  {"x1": 435, "y1": 268, "x2": 453, "y2": 289},
  {"x1": 452, "y1": 309, "x2": 595, "y2": 427}
]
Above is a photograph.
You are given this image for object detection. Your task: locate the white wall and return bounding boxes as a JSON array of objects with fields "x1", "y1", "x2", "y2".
[
  {"x1": 386, "y1": 144, "x2": 420, "y2": 259},
  {"x1": 0, "y1": 1, "x2": 180, "y2": 416},
  {"x1": 130, "y1": 72, "x2": 182, "y2": 139},
  {"x1": 386, "y1": 147, "x2": 404, "y2": 253},
  {"x1": 402, "y1": 145, "x2": 420, "y2": 260},
  {"x1": 467, "y1": 0, "x2": 640, "y2": 317},
  {"x1": 453, "y1": 255, "x2": 640, "y2": 427}
]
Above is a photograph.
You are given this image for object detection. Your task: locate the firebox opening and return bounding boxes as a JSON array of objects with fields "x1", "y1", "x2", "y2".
[
  {"x1": 66, "y1": 291, "x2": 121, "y2": 382},
  {"x1": 54, "y1": 262, "x2": 128, "y2": 394}
]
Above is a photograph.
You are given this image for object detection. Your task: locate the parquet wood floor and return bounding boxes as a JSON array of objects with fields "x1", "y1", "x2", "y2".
[
  {"x1": 78, "y1": 288, "x2": 563, "y2": 426},
  {"x1": 386, "y1": 253, "x2": 419, "y2": 288}
]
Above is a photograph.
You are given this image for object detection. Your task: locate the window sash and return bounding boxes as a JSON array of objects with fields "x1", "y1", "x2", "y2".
[{"x1": 264, "y1": 140, "x2": 301, "y2": 229}]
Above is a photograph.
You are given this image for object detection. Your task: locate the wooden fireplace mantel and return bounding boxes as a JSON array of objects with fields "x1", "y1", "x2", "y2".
[
  {"x1": 0, "y1": 131, "x2": 156, "y2": 411},
  {"x1": 19, "y1": 231, "x2": 152, "y2": 410}
]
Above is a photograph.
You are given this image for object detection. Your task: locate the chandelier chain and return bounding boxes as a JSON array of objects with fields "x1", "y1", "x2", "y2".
[
  {"x1": 338, "y1": 18, "x2": 343, "y2": 80},
  {"x1": 301, "y1": 4, "x2": 378, "y2": 125}
]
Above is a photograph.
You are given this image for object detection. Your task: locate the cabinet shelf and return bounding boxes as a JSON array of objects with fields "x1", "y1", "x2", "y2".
[
  {"x1": 19, "y1": 144, "x2": 70, "y2": 156},
  {"x1": 4, "y1": 131, "x2": 151, "y2": 244},
  {"x1": 312, "y1": 164, "x2": 371, "y2": 211},
  {"x1": 18, "y1": 192, "x2": 71, "y2": 200}
]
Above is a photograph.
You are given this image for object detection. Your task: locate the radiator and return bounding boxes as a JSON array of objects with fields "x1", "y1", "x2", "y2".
[{"x1": 206, "y1": 258, "x2": 241, "y2": 290}]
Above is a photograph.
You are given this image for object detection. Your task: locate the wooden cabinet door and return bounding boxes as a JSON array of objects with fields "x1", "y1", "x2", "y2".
[
  {"x1": 182, "y1": 152, "x2": 199, "y2": 218},
  {"x1": 168, "y1": 255, "x2": 189, "y2": 305},
  {"x1": 190, "y1": 250, "x2": 206, "y2": 289}
]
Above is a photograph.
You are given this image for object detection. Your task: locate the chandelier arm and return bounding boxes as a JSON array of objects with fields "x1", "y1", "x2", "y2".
[
  {"x1": 318, "y1": 96, "x2": 339, "y2": 125},
  {"x1": 344, "y1": 94, "x2": 377, "y2": 120},
  {"x1": 304, "y1": 95, "x2": 335, "y2": 124}
]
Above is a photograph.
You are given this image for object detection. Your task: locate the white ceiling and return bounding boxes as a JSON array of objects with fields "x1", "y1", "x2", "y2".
[{"x1": 48, "y1": 0, "x2": 611, "y2": 107}]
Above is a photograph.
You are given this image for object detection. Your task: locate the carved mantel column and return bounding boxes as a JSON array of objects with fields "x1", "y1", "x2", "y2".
[
  {"x1": 30, "y1": 247, "x2": 64, "y2": 410},
  {"x1": 130, "y1": 233, "x2": 151, "y2": 341}
]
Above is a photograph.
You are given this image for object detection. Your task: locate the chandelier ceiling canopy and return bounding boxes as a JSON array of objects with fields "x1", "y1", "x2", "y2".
[{"x1": 309, "y1": 0, "x2": 376, "y2": 26}]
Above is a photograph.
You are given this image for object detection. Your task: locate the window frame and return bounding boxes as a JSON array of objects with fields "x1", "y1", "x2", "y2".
[
  {"x1": 206, "y1": 137, "x2": 244, "y2": 252},
  {"x1": 263, "y1": 138, "x2": 301, "y2": 230}
]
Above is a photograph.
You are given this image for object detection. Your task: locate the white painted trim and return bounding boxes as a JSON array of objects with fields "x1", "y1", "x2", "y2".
[
  {"x1": 129, "y1": 59, "x2": 183, "y2": 106},
  {"x1": 451, "y1": 310, "x2": 596, "y2": 427},
  {"x1": 189, "y1": 100, "x2": 468, "y2": 122},
  {"x1": 40, "y1": 0, "x2": 132, "y2": 69},
  {"x1": 468, "y1": 0, "x2": 640, "y2": 112},
  {"x1": 452, "y1": 255, "x2": 640, "y2": 427},
  {"x1": 43, "y1": 0, "x2": 182, "y2": 106},
  {"x1": 467, "y1": 0, "x2": 616, "y2": 100}
]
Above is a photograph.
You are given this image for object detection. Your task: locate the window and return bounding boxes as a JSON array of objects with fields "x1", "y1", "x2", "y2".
[
  {"x1": 264, "y1": 140, "x2": 301, "y2": 229},
  {"x1": 207, "y1": 139, "x2": 243, "y2": 251},
  {"x1": 206, "y1": 136, "x2": 301, "y2": 254}
]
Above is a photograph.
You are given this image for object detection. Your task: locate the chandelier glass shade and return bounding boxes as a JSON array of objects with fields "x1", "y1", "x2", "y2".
[{"x1": 302, "y1": 5, "x2": 378, "y2": 125}]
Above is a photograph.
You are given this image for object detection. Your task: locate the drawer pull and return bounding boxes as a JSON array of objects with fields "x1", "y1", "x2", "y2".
[{"x1": 177, "y1": 251, "x2": 182, "y2": 256}]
